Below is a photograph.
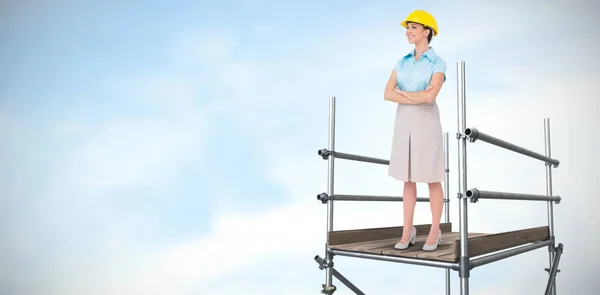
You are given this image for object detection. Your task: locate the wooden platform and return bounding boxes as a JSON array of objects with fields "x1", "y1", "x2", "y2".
[{"x1": 328, "y1": 223, "x2": 549, "y2": 262}]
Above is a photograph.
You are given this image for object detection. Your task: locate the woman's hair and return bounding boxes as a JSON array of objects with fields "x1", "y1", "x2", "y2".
[{"x1": 425, "y1": 26, "x2": 433, "y2": 43}]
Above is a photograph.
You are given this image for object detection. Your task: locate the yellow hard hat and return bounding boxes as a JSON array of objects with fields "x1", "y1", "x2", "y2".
[{"x1": 400, "y1": 10, "x2": 438, "y2": 36}]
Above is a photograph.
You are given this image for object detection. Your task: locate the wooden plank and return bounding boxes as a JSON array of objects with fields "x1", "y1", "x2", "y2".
[
  {"x1": 328, "y1": 223, "x2": 452, "y2": 246},
  {"x1": 416, "y1": 246, "x2": 456, "y2": 261},
  {"x1": 440, "y1": 232, "x2": 488, "y2": 242},
  {"x1": 379, "y1": 235, "x2": 433, "y2": 256},
  {"x1": 331, "y1": 227, "x2": 549, "y2": 263},
  {"x1": 453, "y1": 226, "x2": 549, "y2": 258},
  {"x1": 383, "y1": 232, "x2": 488, "y2": 261},
  {"x1": 382, "y1": 243, "x2": 454, "y2": 259},
  {"x1": 332, "y1": 231, "x2": 492, "y2": 262},
  {"x1": 332, "y1": 232, "x2": 461, "y2": 260},
  {"x1": 331, "y1": 238, "x2": 397, "y2": 252},
  {"x1": 414, "y1": 233, "x2": 488, "y2": 261},
  {"x1": 435, "y1": 252, "x2": 460, "y2": 262},
  {"x1": 338, "y1": 238, "x2": 397, "y2": 253}
]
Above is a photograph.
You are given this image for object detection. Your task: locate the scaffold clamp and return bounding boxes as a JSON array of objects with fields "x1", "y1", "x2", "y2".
[
  {"x1": 318, "y1": 149, "x2": 331, "y2": 160},
  {"x1": 317, "y1": 193, "x2": 329, "y2": 203}
]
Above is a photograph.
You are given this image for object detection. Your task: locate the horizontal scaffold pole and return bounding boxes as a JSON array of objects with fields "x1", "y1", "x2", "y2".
[
  {"x1": 318, "y1": 149, "x2": 389, "y2": 165},
  {"x1": 466, "y1": 188, "x2": 561, "y2": 203},
  {"x1": 317, "y1": 193, "x2": 431, "y2": 203},
  {"x1": 331, "y1": 249, "x2": 459, "y2": 270},
  {"x1": 463, "y1": 127, "x2": 560, "y2": 167},
  {"x1": 470, "y1": 239, "x2": 553, "y2": 269}
]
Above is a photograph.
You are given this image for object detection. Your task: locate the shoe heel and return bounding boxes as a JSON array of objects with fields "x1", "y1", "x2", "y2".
[{"x1": 394, "y1": 226, "x2": 417, "y2": 250}]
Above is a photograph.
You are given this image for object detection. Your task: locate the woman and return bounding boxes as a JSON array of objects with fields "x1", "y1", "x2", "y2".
[{"x1": 383, "y1": 10, "x2": 446, "y2": 251}]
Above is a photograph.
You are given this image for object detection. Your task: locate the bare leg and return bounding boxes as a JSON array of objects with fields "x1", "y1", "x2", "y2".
[
  {"x1": 400, "y1": 181, "x2": 417, "y2": 243},
  {"x1": 426, "y1": 182, "x2": 444, "y2": 244}
]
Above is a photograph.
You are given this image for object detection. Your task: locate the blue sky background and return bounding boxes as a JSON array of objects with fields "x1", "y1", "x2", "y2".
[{"x1": 2, "y1": 0, "x2": 599, "y2": 294}]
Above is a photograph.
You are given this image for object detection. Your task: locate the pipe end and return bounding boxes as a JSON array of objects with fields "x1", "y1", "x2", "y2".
[
  {"x1": 318, "y1": 149, "x2": 330, "y2": 159},
  {"x1": 464, "y1": 127, "x2": 479, "y2": 141},
  {"x1": 466, "y1": 188, "x2": 479, "y2": 202},
  {"x1": 464, "y1": 128, "x2": 472, "y2": 136},
  {"x1": 317, "y1": 193, "x2": 328, "y2": 203}
]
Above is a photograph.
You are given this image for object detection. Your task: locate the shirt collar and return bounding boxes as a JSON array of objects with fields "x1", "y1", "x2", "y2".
[{"x1": 403, "y1": 47, "x2": 438, "y2": 62}]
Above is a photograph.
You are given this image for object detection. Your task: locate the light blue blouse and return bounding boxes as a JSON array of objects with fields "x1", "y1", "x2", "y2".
[{"x1": 393, "y1": 47, "x2": 447, "y2": 93}]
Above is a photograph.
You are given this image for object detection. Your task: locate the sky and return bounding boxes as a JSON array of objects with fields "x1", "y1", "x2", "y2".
[{"x1": 1, "y1": 0, "x2": 599, "y2": 294}]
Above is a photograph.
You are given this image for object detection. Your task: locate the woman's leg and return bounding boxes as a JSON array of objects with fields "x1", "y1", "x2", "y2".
[
  {"x1": 400, "y1": 181, "x2": 417, "y2": 242},
  {"x1": 426, "y1": 182, "x2": 444, "y2": 244}
]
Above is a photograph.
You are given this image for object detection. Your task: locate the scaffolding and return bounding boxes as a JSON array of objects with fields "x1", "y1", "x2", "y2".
[{"x1": 314, "y1": 61, "x2": 564, "y2": 295}]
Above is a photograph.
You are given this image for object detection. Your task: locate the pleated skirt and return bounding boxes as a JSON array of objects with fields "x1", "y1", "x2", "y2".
[{"x1": 388, "y1": 102, "x2": 445, "y2": 183}]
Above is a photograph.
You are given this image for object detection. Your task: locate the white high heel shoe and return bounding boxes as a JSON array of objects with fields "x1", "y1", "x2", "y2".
[
  {"x1": 394, "y1": 226, "x2": 416, "y2": 250},
  {"x1": 422, "y1": 229, "x2": 442, "y2": 251}
]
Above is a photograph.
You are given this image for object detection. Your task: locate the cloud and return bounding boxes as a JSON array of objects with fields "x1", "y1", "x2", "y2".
[
  {"x1": 42, "y1": 66, "x2": 209, "y2": 198},
  {"x1": 55, "y1": 117, "x2": 202, "y2": 193},
  {"x1": 0, "y1": 58, "x2": 213, "y2": 294},
  {"x1": 162, "y1": 201, "x2": 322, "y2": 285}
]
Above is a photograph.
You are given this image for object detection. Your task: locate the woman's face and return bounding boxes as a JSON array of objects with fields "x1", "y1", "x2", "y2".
[{"x1": 405, "y1": 22, "x2": 429, "y2": 44}]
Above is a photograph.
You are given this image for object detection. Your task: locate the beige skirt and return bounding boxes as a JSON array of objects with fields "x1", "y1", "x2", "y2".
[{"x1": 388, "y1": 102, "x2": 445, "y2": 183}]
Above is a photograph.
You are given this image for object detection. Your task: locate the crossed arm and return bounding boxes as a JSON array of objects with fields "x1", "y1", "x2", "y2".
[{"x1": 383, "y1": 70, "x2": 445, "y2": 104}]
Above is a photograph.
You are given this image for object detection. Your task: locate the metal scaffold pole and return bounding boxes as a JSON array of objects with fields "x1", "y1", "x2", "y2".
[
  {"x1": 544, "y1": 118, "x2": 558, "y2": 295},
  {"x1": 323, "y1": 96, "x2": 336, "y2": 294},
  {"x1": 457, "y1": 61, "x2": 470, "y2": 295},
  {"x1": 443, "y1": 132, "x2": 451, "y2": 295}
]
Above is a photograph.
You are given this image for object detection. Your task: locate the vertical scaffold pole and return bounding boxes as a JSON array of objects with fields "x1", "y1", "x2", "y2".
[
  {"x1": 324, "y1": 96, "x2": 336, "y2": 293},
  {"x1": 457, "y1": 61, "x2": 470, "y2": 295},
  {"x1": 443, "y1": 132, "x2": 451, "y2": 295},
  {"x1": 544, "y1": 118, "x2": 557, "y2": 295}
]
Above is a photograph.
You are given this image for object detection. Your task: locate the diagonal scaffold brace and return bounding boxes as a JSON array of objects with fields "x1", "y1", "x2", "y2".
[
  {"x1": 315, "y1": 255, "x2": 365, "y2": 295},
  {"x1": 544, "y1": 243, "x2": 563, "y2": 295}
]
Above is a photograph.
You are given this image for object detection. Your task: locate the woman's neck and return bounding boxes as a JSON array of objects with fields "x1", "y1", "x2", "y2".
[{"x1": 413, "y1": 42, "x2": 430, "y2": 60}]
